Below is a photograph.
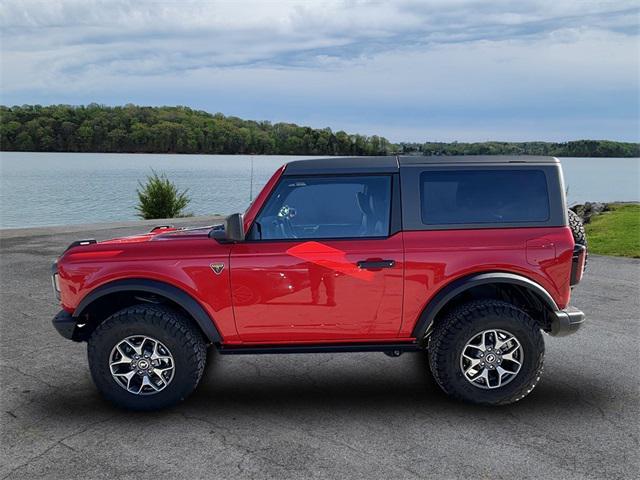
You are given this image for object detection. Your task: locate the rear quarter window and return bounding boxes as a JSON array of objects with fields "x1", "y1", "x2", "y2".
[{"x1": 420, "y1": 169, "x2": 550, "y2": 225}]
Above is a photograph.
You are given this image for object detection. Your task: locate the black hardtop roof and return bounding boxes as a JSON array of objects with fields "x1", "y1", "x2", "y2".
[
  {"x1": 283, "y1": 156, "x2": 398, "y2": 175},
  {"x1": 282, "y1": 155, "x2": 559, "y2": 175},
  {"x1": 399, "y1": 155, "x2": 559, "y2": 165}
]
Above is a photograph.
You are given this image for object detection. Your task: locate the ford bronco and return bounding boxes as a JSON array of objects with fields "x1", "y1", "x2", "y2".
[{"x1": 51, "y1": 156, "x2": 587, "y2": 410}]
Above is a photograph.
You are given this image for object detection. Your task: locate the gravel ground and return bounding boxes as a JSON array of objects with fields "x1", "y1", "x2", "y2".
[{"x1": 1, "y1": 218, "x2": 638, "y2": 480}]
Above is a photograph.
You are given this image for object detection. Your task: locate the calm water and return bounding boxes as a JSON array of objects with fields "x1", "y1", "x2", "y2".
[{"x1": 0, "y1": 152, "x2": 638, "y2": 229}]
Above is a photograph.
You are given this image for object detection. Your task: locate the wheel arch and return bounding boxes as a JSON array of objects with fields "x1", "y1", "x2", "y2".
[
  {"x1": 412, "y1": 272, "x2": 559, "y2": 344},
  {"x1": 73, "y1": 278, "x2": 222, "y2": 343}
]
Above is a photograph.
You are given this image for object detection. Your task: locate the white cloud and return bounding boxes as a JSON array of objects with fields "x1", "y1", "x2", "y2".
[{"x1": 1, "y1": 0, "x2": 638, "y2": 141}]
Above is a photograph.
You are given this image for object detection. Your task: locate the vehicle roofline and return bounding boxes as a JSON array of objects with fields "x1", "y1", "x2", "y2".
[
  {"x1": 398, "y1": 155, "x2": 559, "y2": 165},
  {"x1": 281, "y1": 155, "x2": 560, "y2": 176}
]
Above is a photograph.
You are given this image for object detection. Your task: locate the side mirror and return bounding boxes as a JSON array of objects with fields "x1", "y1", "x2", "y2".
[{"x1": 209, "y1": 213, "x2": 245, "y2": 242}]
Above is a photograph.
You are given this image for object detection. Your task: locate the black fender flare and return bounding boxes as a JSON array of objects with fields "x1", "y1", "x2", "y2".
[
  {"x1": 74, "y1": 278, "x2": 222, "y2": 343},
  {"x1": 411, "y1": 272, "x2": 559, "y2": 340}
]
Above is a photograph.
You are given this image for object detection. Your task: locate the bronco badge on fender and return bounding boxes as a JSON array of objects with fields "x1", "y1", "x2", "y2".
[{"x1": 210, "y1": 263, "x2": 225, "y2": 275}]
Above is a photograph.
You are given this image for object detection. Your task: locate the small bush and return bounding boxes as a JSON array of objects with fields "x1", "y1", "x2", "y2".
[{"x1": 136, "y1": 170, "x2": 191, "y2": 219}]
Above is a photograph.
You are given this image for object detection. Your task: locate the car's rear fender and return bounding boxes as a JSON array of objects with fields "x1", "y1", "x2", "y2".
[{"x1": 412, "y1": 272, "x2": 560, "y2": 343}]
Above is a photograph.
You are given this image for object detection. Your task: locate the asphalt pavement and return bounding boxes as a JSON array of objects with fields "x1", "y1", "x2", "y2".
[{"x1": 1, "y1": 218, "x2": 638, "y2": 479}]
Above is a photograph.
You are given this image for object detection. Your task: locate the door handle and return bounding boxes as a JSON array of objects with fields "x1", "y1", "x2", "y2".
[{"x1": 357, "y1": 260, "x2": 395, "y2": 269}]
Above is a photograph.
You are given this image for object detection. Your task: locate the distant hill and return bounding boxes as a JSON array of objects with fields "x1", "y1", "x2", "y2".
[
  {"x1": 397, "y1": 140, "x2": 640, "y2": 158},
  {"x1": 1, "y1": 104, "x2": 638, "y2": 157}
]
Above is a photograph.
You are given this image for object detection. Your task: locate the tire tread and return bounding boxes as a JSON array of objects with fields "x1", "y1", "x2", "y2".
[
  {"x1": 428, "y1": 299, "x2": 544, "y2": 405},
  {"x1": 568, "y1": 209, "x2": 587, "y2": 247},
  {"x1": 88, "y1": 304, "x2": 207, "y2": 410}
]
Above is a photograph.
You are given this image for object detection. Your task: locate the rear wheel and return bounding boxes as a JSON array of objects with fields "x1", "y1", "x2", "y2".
[
  {"x1": 428, "y1": 300, "x2": 544, "y2": 405},
  {"x1": 88, "y1": 304, "x2": 207, "y2": 411}
]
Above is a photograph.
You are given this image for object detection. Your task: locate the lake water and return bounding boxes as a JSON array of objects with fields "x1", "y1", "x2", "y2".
[{"x1": 0, "y1": 152, "x2": 638, "y2": 229}]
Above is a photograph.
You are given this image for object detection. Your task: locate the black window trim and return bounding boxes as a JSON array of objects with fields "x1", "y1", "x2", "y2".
[
  {"x1": 245, "y1": 173, "x2": 402, "y2": 243},
  {"x1": 400, "y1": 164, "x2": 567, "y2": 231}
]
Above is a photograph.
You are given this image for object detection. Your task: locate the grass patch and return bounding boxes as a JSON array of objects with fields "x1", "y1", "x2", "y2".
[{"x1": 585, "y1": 203, "x2": 640, "y2": 258}]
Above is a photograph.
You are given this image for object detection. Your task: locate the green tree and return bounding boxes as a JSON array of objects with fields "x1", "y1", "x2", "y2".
[
  {"x1": 1, "y1": 104, "x2": 638, "y2": 157},
  {"x1": 136, "y1": 170, "x2": 191, "y2": 219}
]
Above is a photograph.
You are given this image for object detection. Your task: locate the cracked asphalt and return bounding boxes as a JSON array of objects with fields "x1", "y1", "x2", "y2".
[{"x1": 1, "y1": 218, "x2": 639, "y2": 479}]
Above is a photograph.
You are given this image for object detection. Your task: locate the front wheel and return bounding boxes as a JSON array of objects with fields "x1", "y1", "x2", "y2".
[
  {"x1": 88, "y1": 304, "x2": 207, "y2": 411},
  {"x1": 428, "y1": 300, "x2": 544, "y2": 405}
]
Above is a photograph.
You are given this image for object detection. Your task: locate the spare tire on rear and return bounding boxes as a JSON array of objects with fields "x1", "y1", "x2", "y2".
[
  {"x1": 567, "y1": 209, "x2": 587, "y2": 247},
  {"x1": 568, "y1": 209, "x2": 588, "y2": 268}
]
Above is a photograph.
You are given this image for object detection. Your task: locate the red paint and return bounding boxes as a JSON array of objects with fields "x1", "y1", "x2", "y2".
[
  {"x1": 229, "y1": 234, "x2": 404, "y2": 342},
  {"x1": 286, "y1": 241, "x2": 375, "y2": 281},
  {"x1": 399, "y1": 227, "x2": 574, "y2": 337},
  {"x1": 57, "y1": 228, "x2": 240, "y2": 342},
  {"x1": 55, "y1": 164, "x2": 577, "y2": 346}
]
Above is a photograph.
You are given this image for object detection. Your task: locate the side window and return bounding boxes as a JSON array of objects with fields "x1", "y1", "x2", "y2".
[
  {"x1": 253, "y1": 176, "x2": 391, "y2": 240},
  {"x1": 420, "y1": 169, "x2": 550, "y2": 225}
]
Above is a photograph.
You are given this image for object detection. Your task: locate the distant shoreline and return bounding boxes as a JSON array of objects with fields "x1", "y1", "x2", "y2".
[
  {"x1": 2, "y1": 104, "x2": 639, "y2": 157},
  {"x1": 2, "y1": 151, "x2": 640, "y2": 158}
]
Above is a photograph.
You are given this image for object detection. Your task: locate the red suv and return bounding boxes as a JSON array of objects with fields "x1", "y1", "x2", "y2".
[{"x1": 52, "y1": 156, "x2": 587, "y2": 410}]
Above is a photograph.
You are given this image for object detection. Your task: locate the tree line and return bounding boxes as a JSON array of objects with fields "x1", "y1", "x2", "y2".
[
  {"x1": 397, "y1": 140, "x2": 640, "y2": 158},
  {"x1": 1, "y1": 104, "x2": 638, "y2": 157},
  {"x1": 0, "y1": 104, "x2": 390, "y2": 155}
]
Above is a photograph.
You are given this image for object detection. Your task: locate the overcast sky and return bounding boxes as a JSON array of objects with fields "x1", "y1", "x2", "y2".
[{"x1": 1, "y1": 0, "x2": 638, "y2": 142}]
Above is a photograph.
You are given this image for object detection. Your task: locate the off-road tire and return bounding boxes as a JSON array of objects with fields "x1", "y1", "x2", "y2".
[
  {"x1": 428, "y1": 300, "x2": 544, "y2": 405},
  {"x1": 568, "y1": 209, "x2": 587, "y2": 247},
  {"x1": 88, "y1": 304, "x2": 207, "y2": 411}
]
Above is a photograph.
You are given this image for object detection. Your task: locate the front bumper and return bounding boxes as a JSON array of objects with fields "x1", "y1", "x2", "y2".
[
  {"x1": 549, "y1": 306, "x2": 585, "y2": 337},
  {"x1": 52, "y1": 310, "x2": 79, "y2": 341}
]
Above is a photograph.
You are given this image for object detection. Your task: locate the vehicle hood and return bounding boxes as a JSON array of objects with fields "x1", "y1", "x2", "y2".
[
  {"x1": 98, "y1": 225, "x2": 218, "y2": 245},
  {"x1": 59, "y1": 224, "x2": 225, "y2": 262}
]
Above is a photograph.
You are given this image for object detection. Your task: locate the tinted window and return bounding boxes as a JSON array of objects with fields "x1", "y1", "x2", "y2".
[
  {"x1": 254, "y1": 176, "x2": 391, "y2": 240},
  {"x1": 420, "y1": 169, "x2": 550, "y2": 225}
]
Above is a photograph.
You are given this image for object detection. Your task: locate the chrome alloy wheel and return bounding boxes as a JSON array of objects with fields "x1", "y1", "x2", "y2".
[
  {"x1": 109, "y1": 335, "x2": 175, "y2": 395},
  {"x1": 460, "y1": 329, "x2": 523, "y2": 390}
]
